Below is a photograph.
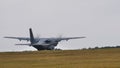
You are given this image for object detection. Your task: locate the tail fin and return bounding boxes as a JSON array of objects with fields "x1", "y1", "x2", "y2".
[{"x1": 29, "y1": 28, "x2": 35, "y2": 44}]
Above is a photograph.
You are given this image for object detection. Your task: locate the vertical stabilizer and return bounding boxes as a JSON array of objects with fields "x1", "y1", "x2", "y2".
[{"x1": 29, "y1": 28, "x2": 35, "y2": 44}]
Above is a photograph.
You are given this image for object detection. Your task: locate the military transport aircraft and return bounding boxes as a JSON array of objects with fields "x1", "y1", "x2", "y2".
[{"x1": 4, "y1": 28, "x2": 85, "y2": 50}]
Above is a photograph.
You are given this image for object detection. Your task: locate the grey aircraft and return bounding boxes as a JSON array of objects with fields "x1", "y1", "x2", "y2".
[{"x1": 4, "y1": 28, "x2": 85, "y2": 50}]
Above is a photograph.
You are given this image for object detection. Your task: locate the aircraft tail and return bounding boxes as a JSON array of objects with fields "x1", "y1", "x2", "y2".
[{"x1": 29, "y1": 28, "x2": 35, "y2": 44}]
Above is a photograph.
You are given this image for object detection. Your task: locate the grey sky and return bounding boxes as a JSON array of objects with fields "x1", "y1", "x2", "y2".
[{"x1": 0, "y1": 0, "x2": 120, "y2": 51}]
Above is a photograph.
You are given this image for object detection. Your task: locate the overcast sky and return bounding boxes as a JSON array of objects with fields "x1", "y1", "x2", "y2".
[{"x1": 0, "y1": 0, "x2": 120, "y2": 52}]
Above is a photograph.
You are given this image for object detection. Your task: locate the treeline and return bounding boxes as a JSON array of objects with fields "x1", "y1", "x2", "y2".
[{"x1": 82, "y1": 46, "x2": 120, "y2": 50}]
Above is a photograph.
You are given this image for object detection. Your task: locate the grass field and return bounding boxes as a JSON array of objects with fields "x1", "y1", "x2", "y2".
[{"x1": 0, "y1": 48, "x2": 120, "y2": 68}]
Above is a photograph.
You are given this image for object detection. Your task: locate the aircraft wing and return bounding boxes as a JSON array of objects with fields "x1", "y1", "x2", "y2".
[
  {"x1": 4, "y1": 36, "x2": 30, "y2": 41},
  {"x1": 59, "y1": 37, "x2": 86, "y2": 41},
  {"x1": 15, "y1": 43, "x2": 31, "y2": 45}
]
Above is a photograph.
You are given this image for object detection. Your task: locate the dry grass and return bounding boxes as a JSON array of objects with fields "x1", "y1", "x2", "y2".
[{"x1": 0, "y1": 48, "x2": 120, "y2": 68}]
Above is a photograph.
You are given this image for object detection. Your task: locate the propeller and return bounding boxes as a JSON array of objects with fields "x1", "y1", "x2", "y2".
[
  {"x1": 56, "y1": 34, "x2": 63, "y2": 39},
  {"x1": 34, "y1": 34, "x2": 41, "y2": 42},
  {"x1": 36, "y1": 34, "x2": 41, "y2": 39},
  {"x1": 55, "y1": 34, "x2": 63, "y2": 42}
]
